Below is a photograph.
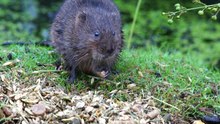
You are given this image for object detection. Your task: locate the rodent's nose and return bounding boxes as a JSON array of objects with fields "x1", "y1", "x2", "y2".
[{"x1": 106, "y1": 48, "x2": 114, "y2": 55}]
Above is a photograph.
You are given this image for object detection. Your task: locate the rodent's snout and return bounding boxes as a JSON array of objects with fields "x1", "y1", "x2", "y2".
[
  {"x1": 102, "y1": 46, "x2": 116, "y2": 59},
  {"x1": 97, "y1": 46, "x2": 115, "y2": 56},
  {"x1": 106, "y1": 48, "x2": 114, "y2": 56}
]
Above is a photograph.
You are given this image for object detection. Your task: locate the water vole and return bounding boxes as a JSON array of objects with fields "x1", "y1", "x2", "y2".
[{"x1": 51, "y1": 0, "x2": 123, "y2": 83}]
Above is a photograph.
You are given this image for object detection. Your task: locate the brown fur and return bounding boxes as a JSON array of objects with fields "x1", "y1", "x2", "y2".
[{"x1": 51, "y1": 0, "x2": 123, "y2": 83}]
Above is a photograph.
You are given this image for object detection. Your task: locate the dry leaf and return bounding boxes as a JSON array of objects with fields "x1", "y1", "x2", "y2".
[
  {"x1": 127, "y1": 84, "x2": 137, "y2": 90},
  {"x1": 2, "y1": 59, "x2": 20, "y2": 66},
  {"x1": 138, "y1": 71, "x2": 144, "y2": 77},
  {"x1": 0, "y1": 75, "x2": 9, "y2": 83}
]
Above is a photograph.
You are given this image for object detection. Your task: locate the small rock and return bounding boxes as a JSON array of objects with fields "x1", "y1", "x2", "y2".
[
  {"x1": 7, "y1": 90, "x2": 13, "y2": 96},
  {"x1": 98, "y1": 118, "x2": 106, "y2": 124},
  {"x1": 131, "y1": 104, "x2": 142, "y2": 114},
  {"x1": 76, "y1": 101, "x2": 85, "y2": 109},
  {"x1": 0, "y1": 109, "x2": 5, "y2": 118},
  {"x1": 146, "y1": 109, "x2": 161, "y2": 119},
  {"x1": 7, "y1": 53, "x2": 13, "y2": 60},
  {"x1": 2, "y1": 107, "x2": 12, "y2": 117},
  {"x1": 203, "y1": 115, "x2": 220, "y2": 124},
  {"x1": 71, "y1": 118, "x2": 81, "y2": 124},
  {"x1": 31, "y1": 103, "x2": 46, "y2": 116},
  {"x1": 163, "y1": 114, "x2": 172, "y2": 123}
]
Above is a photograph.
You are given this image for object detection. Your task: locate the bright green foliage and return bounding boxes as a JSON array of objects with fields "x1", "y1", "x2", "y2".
[
  {"x1": 0, "y1": 0, "x2": 38, "y2": 41},
  {"x1": 163, "y1": 2, "x2": 220, "y2": 23}
]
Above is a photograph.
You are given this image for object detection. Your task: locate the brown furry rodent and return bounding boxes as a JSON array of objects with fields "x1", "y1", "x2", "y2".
[{"x1": 51, "y1": 0, "x2": 123, "y2": 83}]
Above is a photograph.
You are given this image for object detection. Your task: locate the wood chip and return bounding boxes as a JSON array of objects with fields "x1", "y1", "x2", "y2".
[
  {"x1": 0, "y1": 75, "x2": 9, "y2": 83},
  {"x1": 98, "y1": 117, "x2": 106, "y2": 124},
  {"x1": 76, "y1": 101, "x2": 85, "y2": 109},
  {"x1": 85, "y1": 106, "x2": 94, "y2": 113},
  {"x1": 21, "y1": 98, "x2": 39, "y2": 104}
]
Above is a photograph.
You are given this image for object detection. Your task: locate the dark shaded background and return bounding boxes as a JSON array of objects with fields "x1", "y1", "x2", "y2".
[{"x1": 0, "y1": 0, "x2": 219, "y2": 51}]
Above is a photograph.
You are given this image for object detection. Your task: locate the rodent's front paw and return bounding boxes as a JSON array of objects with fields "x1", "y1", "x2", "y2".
[
  {"x1": 96, "y1": 71, "x2": 109, "y2": 78},
  {"x1": 67, "y1": 69, "x2": 76, "y2": 84},
  {"x1": 67, "y1": 75, "x2": 76, "y2": 84}
]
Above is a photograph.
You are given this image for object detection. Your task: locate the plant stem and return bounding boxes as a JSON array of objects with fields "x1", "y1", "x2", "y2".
[
  {"x1": 172, "y1": 3, "x2": 220, "y2": 15},
  {"x1": 151, "y1": 96, "x2": 180, "y2": 111},
  {"x1": 127, "y1": 0, "x2": 142, "y2": 49},
  {"x1": 32, "y1": 70, "x2": 62, "y2": 74}
]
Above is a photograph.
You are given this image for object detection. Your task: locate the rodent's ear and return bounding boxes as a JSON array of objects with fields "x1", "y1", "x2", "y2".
[{"x1": 76, "y1": 11, "x2": 87, "y2": 24}]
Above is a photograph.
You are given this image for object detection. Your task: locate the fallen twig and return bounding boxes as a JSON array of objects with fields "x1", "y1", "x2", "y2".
[
  {"x1": 151, "y1": 96, "x2": 180, "y2": 111},
  {"x1": 31, "y1": 70, "x2": 63, "y2": 74}
]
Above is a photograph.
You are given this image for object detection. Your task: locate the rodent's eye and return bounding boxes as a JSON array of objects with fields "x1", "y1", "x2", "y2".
[
  {"x1": 94, "y1": 32, "x2": 100, "y2": 37},
  {"x1": 112, "y1": 31, "x2": 115, "y2": 36}
]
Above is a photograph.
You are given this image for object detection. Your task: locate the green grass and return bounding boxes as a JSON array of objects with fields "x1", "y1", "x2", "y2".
[
  {"x1": 0, "y1": 44, "x2": 219, "y2": 120},
  {"x1": 117, "y1": 48, "x2": 220, "y2": 118}
]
